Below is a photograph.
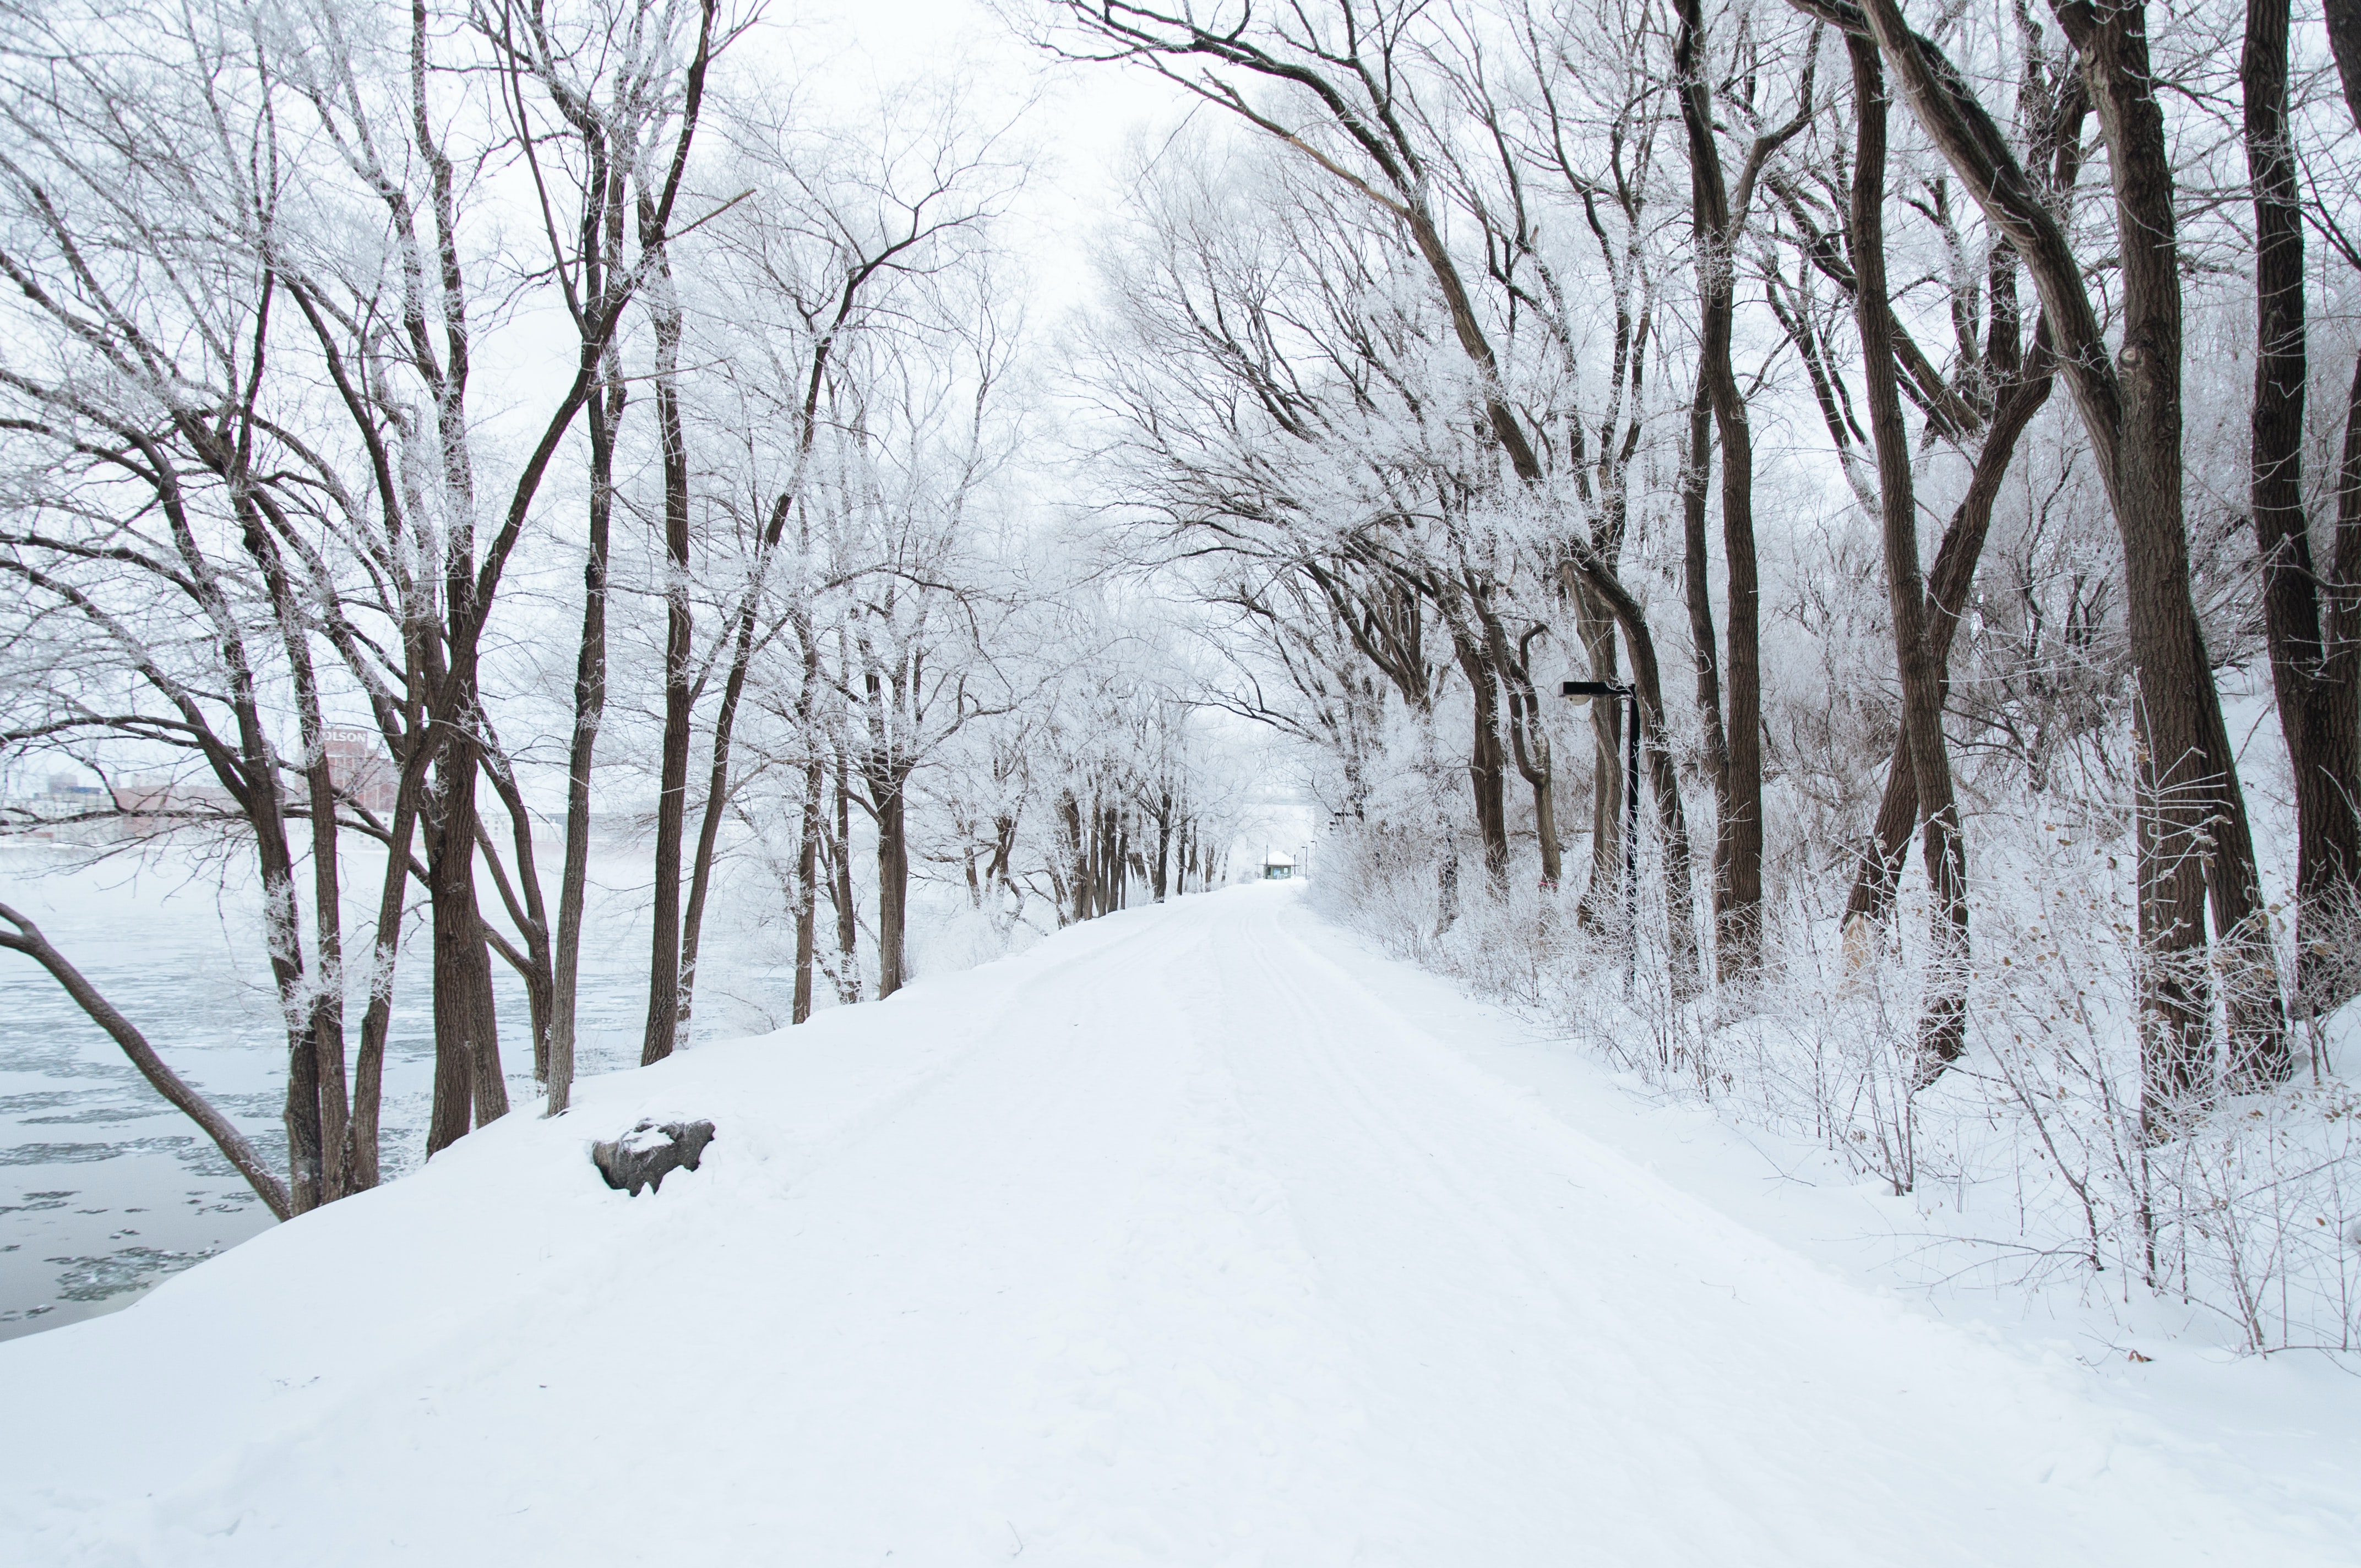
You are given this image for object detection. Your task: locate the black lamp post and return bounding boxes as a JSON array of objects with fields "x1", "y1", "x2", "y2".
[{"x1": 1562, "y1": 679, "x2": 1641, "y2": 959}]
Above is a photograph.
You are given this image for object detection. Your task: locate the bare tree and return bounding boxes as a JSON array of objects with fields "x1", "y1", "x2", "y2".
[{"x1": 1800, "y1": 0, "x2": 2284, "y2": 1124}]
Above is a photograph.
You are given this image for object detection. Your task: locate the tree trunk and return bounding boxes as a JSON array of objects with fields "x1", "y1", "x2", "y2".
[
  {"x1": 347, "y1": 741, "x2": 426, "y2": 1188},
  {"x1": 1489, "y1": 617, "x2": 1561, "y2": 888},
  {"x1": 1677, "y1": 0, "x2": 1765, "y2": 981},
  {"x1": 875, "y1": 767, "x2": 910, "y2": 998},
  {"x1": 1849, "y1": 36, "x2": 1970, "y2": 1077},
  {"x1": 424, "y1": 683, "x2": 504, "y2": 1152},
  {"x1": 640, "y1": 249, "x2": 693, "y2": 1067},
  {"x1": 1520, "y1": 723, "x2": 1562, "y2": 889},
  {"x1": 1154, "y1": 792, "x2": 1172, "y2": 901},
  {"x1": 1455, "y1": 633, "x2": 1511, "y2": 889},
  {"x1": 1571, "y1": 581, "x2": 1625, "y2": 924},
  {"x1": 291, "y1": 723, "x2": 349, "y2": 1201},
  {"x1": 1679, "y1": 371, "x2": 1732, "y2": 831},
  {"x1": 1854, "y1": 0, "x2": 2281, "y2": 1130},
  {"x1": 677, "y1": 624, "x2": 749, "y2": 1034},
  {"x1": 2329, "y1": 0, "x2": 2361, "y2": 134},
  {"x1": 477, "y1": 745, "x2": 553, "y2": 1085},
  {"x1": 2246, "y1": 0, "x2": 2360, "y2": 1047},
  {"x1": 831, "y1": 745, "x2": 861, "y2": 1002},
  {"x1": 792, "y1": 638, "x2": 824, "y2": 1025},
  {"x1": 548, "y1": 356, "x2": 622, "y2": 1117},
  {"x1": 2083, "y1": 0, "x2": 2281, "y2": 1116}
]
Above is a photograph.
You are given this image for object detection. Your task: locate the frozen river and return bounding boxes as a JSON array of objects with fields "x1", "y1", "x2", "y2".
[
  {"x1": 0, "y1": 835, "x2": 1026, "y2": 1339},
  {"x1": 0, "y1": 844, "x2": 679, "y2": 1338}
]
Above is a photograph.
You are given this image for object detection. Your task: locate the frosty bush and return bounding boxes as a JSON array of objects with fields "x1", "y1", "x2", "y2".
[{"x1": 1313, "y1": 807, "x2": 2361, "y2": 1356}]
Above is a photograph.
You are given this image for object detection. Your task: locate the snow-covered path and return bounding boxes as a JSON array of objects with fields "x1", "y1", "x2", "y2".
[{"x1": 1, "y1": 884, "x2": 2348, "y2": 1565}]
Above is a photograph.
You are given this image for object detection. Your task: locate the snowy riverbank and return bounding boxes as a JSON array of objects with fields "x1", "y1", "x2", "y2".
[
  {"x1": 0, "y1": 841, "x2": 1054, "y2": 1336},
  {"x1": 2, "y1": 882, "x2": 2353, "y2": 1564}
]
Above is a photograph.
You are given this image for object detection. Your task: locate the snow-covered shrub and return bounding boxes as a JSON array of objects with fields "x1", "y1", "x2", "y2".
[{"x1": 1313, "y1": 786, "x2": 2361, "y2": 1357}]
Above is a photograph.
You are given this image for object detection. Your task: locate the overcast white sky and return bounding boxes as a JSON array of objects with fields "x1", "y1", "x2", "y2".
[{"x1": 761, "y1": 0, "x2": 1201, "y2": 315}]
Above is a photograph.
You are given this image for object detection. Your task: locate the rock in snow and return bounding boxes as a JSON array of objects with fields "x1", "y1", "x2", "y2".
[
  {"x1": 0, "y1": 884, "x2": 2353, "y2": 1565},
  {"x1": 592, "y1": 1119, "x2": 718, "y2": 1196}
]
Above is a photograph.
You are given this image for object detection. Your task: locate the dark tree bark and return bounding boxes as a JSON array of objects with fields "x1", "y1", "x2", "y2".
[
  {"x1": 346, "y1": 742, "x2": 428, "y2": 1188},
  {"x1": 792, "y1": 631, "x2": 825, "y2": 1025},
  {"x1": 1847, "y1": 35, "x2": 1970, "y2": 1075},
  {"x1": 1822, "y1": 0, "x2": 2284, "y2": 1128},
  {"x1": 872, "y1": 765, "x2": 914, "y2": 996},
  {"x1": 476, "y1": 737, "x2": 555, "y2": 1084},
  {"x1": 2245, "y1": 0, "x2": 2361, "y2": 1036},
  {"x1": 831, "y1": 739, "x2": 861, "y2": 1003},
  {"x1": 640, "y1": 242, "x2": 694, "y2": 1068},
  {"x1": 1679, "y1": 375, "x2": 1732, "y2": 823},
  {"x1": 1675, "y1": 0, "x2": 1788, "y2": 981},
  {"x1": 549, "y1": 351, "x2": 622, "y2": 1115},
  {"x1": 1485, "y1": 612, "x2": 1561, "y2": 888},
  {"x1": 2329, "y1": 0, "x2": 2361, "y2": 130},
  {"x1": 1452, "y1": 626, "x2": 1513, "y2": 890},
  {"x1": 1057, "y1": 789, "x2": 1086, "y2": 926},
  {"x1": 1153, "y1": 792, "x2": 1172, "y2": 901},
  {"x1": 424, "y1": 673, "x2": 507, "y2": 1152},
  {"x1": 1829, "y1": 38, "x2": 2082, "y2": 934},
  {"x1": 1569, "y1": 580, "x2": 1625, "y2": 921}
]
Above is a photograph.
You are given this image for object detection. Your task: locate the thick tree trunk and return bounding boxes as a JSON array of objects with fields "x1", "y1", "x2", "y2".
[
  {"x1": 641, "y1": 255, "x2": 693, "y2": 1067},
  {"x1": 1849, "y1": 36, "x2": 1970, "y2": 1076},
  {"x1": 1676, "y1": 0, "x2": 1765, "y2": 981},
  {"x1": 2247, "y1": 0, "x2": 2360, "y2": 1047},
  {"x1": 1854, "y1": 0, "x2": 2280, "y2": 1130},
  {"x1": 1522, "y1": 733, "x2": 1562, "y2": 889},
  {"x1": 223, "y1": 498, "x2": 330, "y2": 1210},
  {"x1": 347, "y1": 742, "x2": 426, "y2": 1188},
  {"x1": 424, "y1": 683, "x2": 504, "y2": 1153},
  {"x1": 1455, "y1": 634, "x2": 1511, "y2": 890},
  {"x1": 831, "y1": 747, "x2": 861, "y2": 1002},
  {"x1": 1571, "y1": 582, "x2": 1625, "y2": 923},
  {"x1": 548, "y1": 361, "x2": 622, "y2": 1117},
  {"x1": 792, "y1": 640, "x2": 824, "y2": 1025},
  {"x1": 793, "y1": 757, "x2": 823, "y2": 1025},
  {"x1": 1058, "y1": 790, "x2": 1085, "y2": 925},
  {"x1": 2085, "y1": 0, "x2": 2282, "y2": 1115},
  {"x1": 1492, "y1": 625, "x2": 1562, "y2": 889},
  {"x1": 874, "y1": 769, "x2": 911, "y2": 998},
  {"x1": 295, "y1": 727, "x2": 348, "y2": 1201},
  {"x1": 1679, "y1": 373, "x2": 1732, "y2": 820},
  {"x1": 2328, "y1": 0, "x2": 2361, "y2": 133},
  {"x1": 1154, "y1": 793, "x2": 1172, "y2": 901}
]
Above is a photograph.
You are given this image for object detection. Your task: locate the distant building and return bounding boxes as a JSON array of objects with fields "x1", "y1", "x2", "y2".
[
  {"x1": 116, "y1": 776, "x2": 235, "y2": 821},
  {"x1": 1263, "y1": 849, "x2": 1295, "y2": 880},
  {"x1": 325, "y1": 727, "x2": 396, "y2": 813}
]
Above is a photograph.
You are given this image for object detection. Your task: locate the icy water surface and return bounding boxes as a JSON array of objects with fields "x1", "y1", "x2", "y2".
[{"x1": 0, "y1": 845, "x2": 680, "y2": 1340}]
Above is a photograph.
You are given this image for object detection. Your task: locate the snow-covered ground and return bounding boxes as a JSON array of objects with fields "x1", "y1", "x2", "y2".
[{"x1": 1, "y1": 881, "x2": 2352, "y2": 1564}]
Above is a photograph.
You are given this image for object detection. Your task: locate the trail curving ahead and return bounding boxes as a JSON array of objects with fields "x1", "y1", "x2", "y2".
[{"x1": 0, "y1": 883, "x2": 2347, "y2": 1565}]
